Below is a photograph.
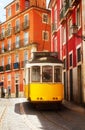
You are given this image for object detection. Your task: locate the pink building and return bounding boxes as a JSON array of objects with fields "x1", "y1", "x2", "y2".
[{"x1": 49, "y1": 0, "x2": 85, "y2": 105}]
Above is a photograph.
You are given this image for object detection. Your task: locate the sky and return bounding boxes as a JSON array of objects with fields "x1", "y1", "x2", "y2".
[{"x1": 0, "y1": 0, "x2": 50, "y2": 23}]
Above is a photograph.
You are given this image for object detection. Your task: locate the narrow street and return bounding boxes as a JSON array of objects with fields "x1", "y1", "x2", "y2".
[{"x1": 0, "y1": 98, "x2": 85, "y2": 130}]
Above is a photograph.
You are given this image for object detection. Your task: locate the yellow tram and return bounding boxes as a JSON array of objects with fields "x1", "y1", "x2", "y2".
[{"x1": 24, "y1": 52, "x2": 64, "y2": 103}]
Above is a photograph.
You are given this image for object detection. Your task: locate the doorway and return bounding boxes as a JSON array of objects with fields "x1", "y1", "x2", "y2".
[
  {"x1": 77, "y1": 65, "x2": 82, "y2": 104},
  {"x1": 16, "y1": 84, "x2": 19, "y2": 97},
  {"x1": 70, "y1": 69, "x2": 73, "y2": 101},
  {"x1": 64, "y1": 72, "x2": 66, "y2": 99}
]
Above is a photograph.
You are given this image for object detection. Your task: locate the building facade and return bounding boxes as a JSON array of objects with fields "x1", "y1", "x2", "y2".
[
  {"x1": 0, "y1": 0, "x2": 51, "y2": 97},
  {"x1": 49, "y1": 0, "x2": 85, "y2": 105}
]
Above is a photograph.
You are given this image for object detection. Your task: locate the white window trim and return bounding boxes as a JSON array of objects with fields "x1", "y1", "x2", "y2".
[
  {"x1": 42, "y1": 13, "x2": 49, "y2": 24},
  {"x1": 15, "y1": 1, "x2": 20, "y2": 12},
  {"x1": 76, "y1": 44, "x2": 82, "y2": 65},
  {"x1": 42, "y1": 31, "x2": 49, "y2": 41},
  {"x1": 69, "y1": 51, "x2": 73, "y2": 69}
]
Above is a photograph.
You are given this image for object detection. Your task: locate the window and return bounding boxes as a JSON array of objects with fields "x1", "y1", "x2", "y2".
[
  {"x1": 1, "y1": 43, "x2": 4, "y2": 53},
  {"x1": 1, "y1": 58, "x2": 4, "y2": 66},
  {"x1": 24, "y1": 14, "x2": 29, "y2": 26},
  {"x1": 15, "y1": 19, "x2": 20, "y2": 30},
  {"x1": 76, "y1": 6, "x2": 81, "y2": 27},
  {"x1": 42, "y1": 66, "x2": 52, "y2": 82},
  {"x1": 16, "y1": 2, "x2": 19, "y2": 11},
  {"x1": 1, "y1": 75, "x2": 4, "y2": 81},
  {"x1": 77, "y1": 47, "x2": 81, "y2": 62},
  {"x1": 8, "y1": 56, "x2": 11, "y2": 64},
  {"x1": 6, "y1": 24, "x2": 11, "y2": 36},
  {"x1": 8, "y1": 7, "x2": 11, "y2": 17},
  {"x1": 1, "y1": 28, "x2": 5, "y2": 37},
  {"x1": 15, "y1": 36, "x2": 20, "y2": 48},
  {"x1": 69, "y1": 53, "x2": 72, "y2": 67},
  {"x1": 42, "y1": 31, "x2": 49, "y2": 41},
  {"x1": 24, "y1": 32, "x2": 29, "y2": 45},
  {"x1": 54, "y1": 67, "x2": 62, "y2": 82},
  {"x1": 15, "y1": 54, "x2": 19, "y2": 62},
  {"x1": 31, "y1": 66, "x2": 40, "y2": 82},
  {"x1": 8, "y1": 74, "x2": 11, "y2": 81},
  {"x1": 68, "y1": 18, "x2": 72, "y2": 37},
  {"x1": 25, "y1": 0, "x2": 30, "y2": 9},
  {"x1": 53, "y1": 37, "x2": 57, "y2": 52},
  {"x1": 54, "y1": 5, "x2": 57, "y2": 29},
  {"x1": 62, "y1": 26, "x2": 66, "y2": 44},
  {"x1": 42, "y1": 13, "x2": 48, "y2": 23},
  {"x1": 24, "y1": 51, "x2": 28, "y2": 63},
  {"x1": 63, "y1": 58, "x2": 66, "y2": 69},
  {"x1": 8, "y1": 39, "x2": 11, "y2": 51},
  {"x1": 15, "y1": 73, "x2": 19, "y2": 79}
]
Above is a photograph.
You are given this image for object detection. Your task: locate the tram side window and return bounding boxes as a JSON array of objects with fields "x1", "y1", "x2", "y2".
[
  {"x1": 31, "y1": 66, "x2": 40, "y2": 82},
  {"x1": 42, "y1": 66, "x2": 52, "y2": 82},
  {"x1": 54, "y1": 67, "x2": 62, "y2": 82}
]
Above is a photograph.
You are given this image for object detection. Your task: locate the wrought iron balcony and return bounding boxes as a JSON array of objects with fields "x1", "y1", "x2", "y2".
[
  {"x1": 60, "y1": 1, "x2": 73, "y2": 22},
  {"x1": 13, "y1": 62, "x2": 20, "y2": 69},
  {"x1": 5, "y1": 29, "x2": 12, "y2": 37},
  {"x1": 14, "y1": 26, "x2": 20, "y2": 34},
  {"x1": 0, "y1": 66, "x2": 4, "y2": 72},
  {"x1": 0, "y1": 33, "x2": 5, "y2": 40},
  {"x1": 71, "y1": 0, "x2": 80, "y2": 6},
  {"x1": 5, "y1": 64, "x2": 11, "y2": 71},
  {"x1": 22, "y1": 21, "x2": 29, "y2": 30}
]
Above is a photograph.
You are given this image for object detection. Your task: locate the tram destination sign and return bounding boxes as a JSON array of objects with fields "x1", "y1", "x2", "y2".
[{"x1": 33, "y1": 52, "x2": 58, "y2": 57}]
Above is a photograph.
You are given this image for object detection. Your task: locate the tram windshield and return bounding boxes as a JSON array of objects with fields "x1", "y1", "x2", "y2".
[
  {"x1": 42, "y1": 66, "x2": 52, "y2": 82},
  {"x1": 31, "y1": 65, "x2": 62, "y2": 83}
]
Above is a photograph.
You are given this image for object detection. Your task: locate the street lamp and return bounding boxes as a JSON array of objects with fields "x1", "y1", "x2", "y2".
[{"x1": 71, "y1": 23, "x2": 85, "y2": 41}]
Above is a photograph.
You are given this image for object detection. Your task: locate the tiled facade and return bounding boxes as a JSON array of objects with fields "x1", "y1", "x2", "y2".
[{"x1": 0, "y1": 0, "x2": 51, "y2": 97}]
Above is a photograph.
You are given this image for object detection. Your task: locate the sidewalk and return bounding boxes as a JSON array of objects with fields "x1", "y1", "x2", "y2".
[{"x1": 62, "y1": 100, "x2": 85, "y2": 114}]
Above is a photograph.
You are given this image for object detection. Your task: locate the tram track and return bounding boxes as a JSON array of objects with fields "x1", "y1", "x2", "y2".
[
  {"x1": 20, "y1": 102, "x2": 39, "y2": 130},
  {"x1": 39, "y1": 111, "x2": 70, "y2": 130},
  {"x1": 0, "y1": 99, "x2": 10, "y2": 129},
  {"x1": 0, "y1": 100, "x2": 9, "y2": 123},
  {"x1": 20, "y1": 102, "x2": 70, "y2": 130}
]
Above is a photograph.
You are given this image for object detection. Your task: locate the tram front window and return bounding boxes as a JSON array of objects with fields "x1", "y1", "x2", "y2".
[
  {"x1": 54, "y1": 67, "x2": 62, "y2": 82},
  {"x1": 42, "y1": 66, "x2": 52, "y2": 82},
  {"x1": 31, "y1": 66, "x2": 40, "y2": 82}
]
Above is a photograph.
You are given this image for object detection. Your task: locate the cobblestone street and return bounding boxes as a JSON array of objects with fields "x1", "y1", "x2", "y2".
[{"x1": 0, "y1": 98, "x2": 85, "y2": 130}]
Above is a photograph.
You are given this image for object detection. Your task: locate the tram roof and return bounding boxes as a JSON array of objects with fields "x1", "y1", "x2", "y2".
[{"x1": 29, "y1": 52, "x2": 63, "y2": 64}]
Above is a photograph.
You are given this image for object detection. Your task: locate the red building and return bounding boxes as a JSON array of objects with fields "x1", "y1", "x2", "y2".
[
  {"x1": 49, "y1": 0, "x2": 85, "y2": 105},
  {"x1": 0, "y1": 0, "x2": 51, "y2": 97}
]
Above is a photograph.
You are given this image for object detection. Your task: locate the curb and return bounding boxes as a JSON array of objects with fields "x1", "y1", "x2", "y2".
[{"x1": 62, "y1": 100, "x2": 85, "y2": 114}]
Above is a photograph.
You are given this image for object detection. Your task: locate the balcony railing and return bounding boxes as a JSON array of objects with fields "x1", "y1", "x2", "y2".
[
  {"x1": 60, "y1": 1, "x2": 73, "y2": 21},
  {"x1": 5, "y1": 29, "x2": 12, "y2": 37},
  {"x1": 0, "y1": 39, "x2": 31, "y2": 55},
  {"x1": 71, "y1": 0, "x2": 80, "y2": 6},
  {"x1": 13, "y1": 62, "x2": 20, "y2": 69},
  {"x1": 14, "y1": 26, "x2": 20, "y2": 34},
  {"x1": 0, "y1": 33, "x2": 5, "y2": 40},
  {"x1": 22, "y1": 21, "x2": 29, "y2": 30},
  {"x1": 0, "y1": 21, "x2": 30, "y2": 40},
  {"x1": 5, "y1": 64, "x2": 11, "y2": 71},
  {"x1": 0, "y1": 66, "x2": 4, "y2": 72}
]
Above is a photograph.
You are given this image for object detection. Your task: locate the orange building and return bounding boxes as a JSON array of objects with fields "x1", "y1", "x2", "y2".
[{"x1": 0, "y1": 0, "x2": 51, "y2": 97}]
